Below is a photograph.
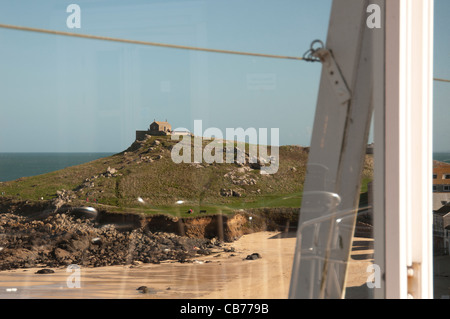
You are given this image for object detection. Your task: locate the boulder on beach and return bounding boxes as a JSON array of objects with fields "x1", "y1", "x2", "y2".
[
  {"x1": 35, "y1": 269, "x2": 55, "y2": 274},
  {"x1": 245, "y1": 253, "x2": 261, "y2": 260}
]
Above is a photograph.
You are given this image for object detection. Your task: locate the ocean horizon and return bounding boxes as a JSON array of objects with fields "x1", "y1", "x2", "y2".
[
  {"x1": 433, "y1": 152, "x2": 450, "y2": 164},
  {"x1": 0, "y1": 151, "x2": 449, "y2": 183},
  {"x1": 0, "y1": 152, "x2": 116, "y2": 182}
]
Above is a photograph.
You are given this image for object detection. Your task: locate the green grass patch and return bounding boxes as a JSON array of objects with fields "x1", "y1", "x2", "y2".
[{"x1": 0, "y1": 135, "x2": 374, "y2": 219}]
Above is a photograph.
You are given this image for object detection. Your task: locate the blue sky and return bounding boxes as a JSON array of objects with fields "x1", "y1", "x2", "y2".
[{"x1": 0, "y1": 0, "x2": 448, "y2": 152}]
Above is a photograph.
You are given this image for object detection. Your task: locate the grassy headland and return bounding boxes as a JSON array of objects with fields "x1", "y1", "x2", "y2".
[{"x1": 0, "y1": 135, "x2": 373, "y2": 218}]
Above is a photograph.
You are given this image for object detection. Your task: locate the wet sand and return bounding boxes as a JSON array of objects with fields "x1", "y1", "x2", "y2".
[{"x1": 0, "y1": 231, "x2": 374, "y2": 299}]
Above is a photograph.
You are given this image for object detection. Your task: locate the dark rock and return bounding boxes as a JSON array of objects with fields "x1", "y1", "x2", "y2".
[
  {"x1": 220, "y1": 188, "x2": 243, "y2": 197},
  {"x1": 249, "y1": 162, "x2": 262, "y2": 170},
  {"x1": 137, "y1": 286, "x2": 148, "y2": 293},
  {"x1": 196, "y1": 249, "x2": 211, "y2": 255},
  {"x1": 35, "y1": 268, "x2": 54, "y2": 274},
  {"x1": 0, "y1": 211, "x2": 211, "y2": 271},
  {"x1": 232, "y1": 190, "x2": 242, "y2": 197},
  {"x1": 53, "y1": 248, "x2": 71, "y2": 261},
  {"x1": 245, "y1": 253, "x2": 261, "y2": 260},
  {"x1": 220, "y1": 188, "x2": 232, "y2": 197}
]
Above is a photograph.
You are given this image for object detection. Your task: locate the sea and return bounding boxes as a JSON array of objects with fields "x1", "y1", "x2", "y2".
[
  {"x1": 0, "y1": 152, "x2": 449, "y2": 183},
  {"x1": 434, "y1": 152, "x2": 450, "y2": 164},
  {"x1": 0, "y1": 153, "x2": 115, "y2": 182}
]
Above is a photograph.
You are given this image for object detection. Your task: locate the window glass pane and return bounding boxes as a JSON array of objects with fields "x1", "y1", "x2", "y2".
[
  {"x1": 0, "y1": 0, "x2": 383, "y2": 300},
  {"x1": 433, "y1": 0, "x2": 450, "y2": 300}
]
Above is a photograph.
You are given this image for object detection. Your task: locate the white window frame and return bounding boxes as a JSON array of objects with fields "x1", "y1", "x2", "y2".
[{"x1": 377, "y1": 0, "x2": 434, "y2": 299}]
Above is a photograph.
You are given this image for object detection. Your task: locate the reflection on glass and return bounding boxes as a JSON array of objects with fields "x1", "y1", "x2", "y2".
[
  {"x1": 0, "y1": 0, "x2": 333, "y2": 299},
  {"x1": 0, "y1": 0, "x2": 447, "y2": 301},
  {"x1": 433, "y1": 148, "x2": 450, "y2": 299},
  {"x1": 433, "y1": 0, "x2": 450, "y2": 300}
]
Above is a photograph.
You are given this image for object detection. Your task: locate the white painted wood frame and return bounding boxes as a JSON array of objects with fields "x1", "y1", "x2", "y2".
[{"x1": 381, "y1": 0, "x2": 434, "y2": 299}]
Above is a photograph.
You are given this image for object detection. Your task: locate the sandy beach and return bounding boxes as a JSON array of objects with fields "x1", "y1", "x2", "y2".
[{"x1": 0, "y1": 231, "x2": 377, "y2": 299}]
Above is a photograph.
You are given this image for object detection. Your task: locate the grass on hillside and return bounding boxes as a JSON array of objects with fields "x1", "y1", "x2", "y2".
[{"x1": 0, "y1": 135, "x2": 373, "y2": 218}]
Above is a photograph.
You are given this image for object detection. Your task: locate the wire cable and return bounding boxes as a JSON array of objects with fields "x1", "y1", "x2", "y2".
[
  {"x1": 434, "y1": 78, "x2": 450, "y2": 83},
  {"x1": 0, "y1": 23, "x2": 449, "y2": 83},
  {"x1": 0, "y1": 23, "x2": 305, "y2": 61}
]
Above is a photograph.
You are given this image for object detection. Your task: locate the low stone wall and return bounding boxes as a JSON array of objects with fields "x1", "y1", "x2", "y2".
[{"x1": 136, "y1": 130, "x2": 169, "y2": 141}]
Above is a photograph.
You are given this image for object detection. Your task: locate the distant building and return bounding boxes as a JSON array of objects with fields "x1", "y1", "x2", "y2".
[
  {"x1": 149, "y1": 120, "x2": 172, "y2": 135},
  {"x1": 433, "y1": 160, "x2": 450, "y2": 193},
  {"x1": 136, "y1": 120, "x2": 172, "y2": 141},
  {"x1": 432, "y1": 160, "x2": 450, "y2": 255},
  {"x1": 433, "y1": 204, "x2": 450, "y2": 255},
  {"x1": 172, "y1": 129, "x2": 192, "y2": 136}
]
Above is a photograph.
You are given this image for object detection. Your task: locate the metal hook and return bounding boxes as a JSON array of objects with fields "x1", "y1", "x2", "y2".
[
  {"x1": 310, "y1": 39, "x2": 324, "y2": 51},
  {"x1": 302, "y1": 39, "x2": 325, "y2": 62}
]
